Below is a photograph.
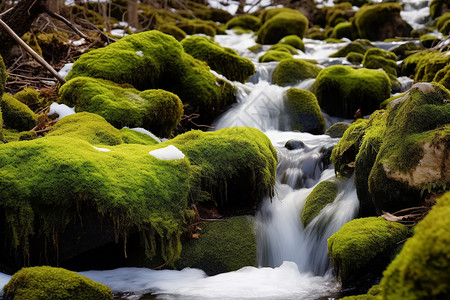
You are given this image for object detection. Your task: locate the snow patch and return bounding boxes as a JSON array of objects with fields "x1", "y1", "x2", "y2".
[
  {"x1": 149, "y1": 145, "x2": 185, "y2": 160},
  {"x1": 136, "y1": 50, "x2": 144, "y2": 57},
  {"x1": 93, "y1": 146, "x2": 111, "y2": 152},
  {"x1": 58, "y1": 63, "x2": 73, "y2": 79},
  {"x1": 48, "y1": 103, "x2": 76, "y2": 120}
]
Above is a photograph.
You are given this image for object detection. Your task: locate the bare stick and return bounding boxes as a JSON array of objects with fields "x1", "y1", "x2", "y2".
[
  {"x1": 0, "y1": 17, "x2": 66, "y2": 84},
  {"x1": 44, "y1": 7, "x2": 91, "y2": 41}
]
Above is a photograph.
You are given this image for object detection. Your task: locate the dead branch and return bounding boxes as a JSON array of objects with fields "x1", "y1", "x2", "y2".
[
  {"x1": 44, "y1": 6, "x2": 92, "y2": 41},
  {"x1": 381, "y1": 206, "x2": 430, "y2": 226}
]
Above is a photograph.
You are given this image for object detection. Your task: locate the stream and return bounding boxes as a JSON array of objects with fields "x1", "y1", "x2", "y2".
[{"x1": 0, "y1": 0, "x2": 435, "y2": 298}]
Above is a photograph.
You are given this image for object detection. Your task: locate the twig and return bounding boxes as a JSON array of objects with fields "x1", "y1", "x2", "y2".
[
  {"x1": 0, "y1": 7, "x2": 13, "y2": 17},
  {"x1": 44, "y1": 7, "x2": 92, "y2": 42},
  {"x1": 0, "y1": 17, "x2": 66, "y2": 84}
]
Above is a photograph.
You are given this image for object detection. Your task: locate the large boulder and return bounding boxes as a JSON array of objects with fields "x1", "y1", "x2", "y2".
[
  {"x1": 181, "y1": 36, "x2": 255, "y2": 82},
  {"x1": 3, "y1": 266, "x2": 113, "y2": 299},
  {"x1": 175, "y1": 216, "x2": 256, "y2": 275},
  {"x1": 354, "y1": 4, "x2": 412, "y2": 41},
  {"x1": 301, "y1": 180, "x2": 338, "y2": 227},
  {"x1": 272, "y1": 59, "x2": 321, "y2": 86},
  {"x1": 225, "y1": 14, "x2": 261, "y2": 31},
  {"x1": 312, "y1": 65, "x2": 391, "y2": 118},
  {"x1": 256, "y1": 8, "x2": 309, "y2": 44},
  {"x1": 329, "y1": 39, "x2": 374, "y2": 58},
  {"x1": 362, "y1": 48, "x2": 401, "y2": 93},
  {"x1": 1, "y1": 93, "x2": 37, "y2": 131},
  {"x1": 328, "y1": 217, "x2": 411, "y2": 289}
]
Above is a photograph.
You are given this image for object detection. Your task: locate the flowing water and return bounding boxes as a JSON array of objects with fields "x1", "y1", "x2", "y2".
[{"x1": 0, "y1": 0, "x2": 431, "y2": 298}]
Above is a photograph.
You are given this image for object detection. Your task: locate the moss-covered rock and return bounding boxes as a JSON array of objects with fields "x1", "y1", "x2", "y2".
[
  {"x1": 14, "y1": 88, "x2": 46, "y2": 112},
  {"x1": 390, "y1": 42, "x2": 423, "y2": 60},
  {"x1": 430, "y1": 0, "x2": 450, "y2": 19},
  {"x1": 362, "y1": 48, "x2": 400, "y2": 93},
  {"x1": 256, "y1": 8, "x2": 309, "y2": 44},
  {"x1": 268, "y1": 44, "x2": 299, "y2": 55},
  {"x1": 277, "y1": 35, "x2": 305, "y2": 51},
  {"x1": 436, "y1": 12, "x2": 450, "y2": 34},
  {"x1": 331, "y1": 22, "x2": 357, "y2": 40},
  {"x1": 177, "y1": 19, "x2": 217, "y2": 36},
  {"x1": 320, "y1": 3, "x2": 354, "y2": 27},
  {"x1": 1, "y1": 93, "x2": 37, "y2": 131},
  {"x1": 156, "y1": 24, "x2": 186, "y2": 41},
  {"x1": 284, "y1": 88, "x2": 325, "y2": 134},
  {"x1": 3, "y1": 266, "x2": 113, "y2": 299},
  {"x1": 379, "y1": 191, "x2": 450, "y2": 298},
  {"x1": 346, "y1": 52, "x2": 364, "y2": 64},
  {"x1": 302, "y1": 181, "x2": 338, "y2": 228},
  {"x1": 272, "y1": 59, "x2": 322, "y2": 86},
  {"x1": 258, "y1": 50, "x2": 293, "y2": 62},
  {"x1": 59, "y1": 77, "x2": 183, "y2": 138},
  {"x1": 328, "y1": 217, "x2": 412, "y2": 289},
  {"x1": 419, "y1": 34, "x2": 441, "y2": 48},
  {"x1": 368, "y1": 82, "x2": 450, "y2": 212},
  {"x1": 354, "y1": 3, "x2": 412, "y2": 41},
  {"x1": 175, "y1": 216, "x2": 256, "y2": 275},
  {"x1": 325, "y1": 122, "x2": 351, "y2": 138},
  {"x1": 312, "y1": 65, "x2": 391, "y2": 118},
  {"x1": 181, "y1": 36, "x2": 255, "y2": 82},
  {"x1": 225, "y1": 14, "x2": 261, "y2": 31},
  {"x1": 65, "y1": 30, "x2": 235, "y2": 124},
  {"x1": 120, "y1": 128, "x2": 160, "y2": 145},
  {"x1": 329, "y1": 39, "x2": 374, "y2": 57}
]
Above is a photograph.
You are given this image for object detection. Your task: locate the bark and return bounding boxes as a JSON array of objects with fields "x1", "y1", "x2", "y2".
[
  {"x1": 0, "y1": 0, "x2": 48, "y2": 63},
  {"x1": 127, "y1": 0, "x2": 139, "y2": 30}
]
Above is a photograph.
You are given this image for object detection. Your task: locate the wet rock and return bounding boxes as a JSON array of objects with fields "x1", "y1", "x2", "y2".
[
  {"x1": 225, "y1": 14, "x2": 261, "y2": 31},
  {"x1": 325, "y1": 122, "x2": 351, "y2": 138},
  {"x1": 430, "y1": 0, "x2": 450, "y2": 19},
  {"x1": 285, "y1": 139, "x2": 306, "y2": 150},
  {"x1": 272, "y1": 59, "x2": 321, "y2": 86},
  {"x1": 301, "y1": 180, "x2": 338, "y2": 227}
]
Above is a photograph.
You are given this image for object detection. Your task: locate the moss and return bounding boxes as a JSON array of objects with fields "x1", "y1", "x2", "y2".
[
  {"x1": 354, "y1": 3, "x2": 411, "y2": 40},
  {"x1": 368, "y1": 82, "x2": 450, "y2": 212},
  {"x1": 231, "y1": 26, "x2": 253, "y2": 35},
  {"x1": 120, "y1": 128, "x2": 159, "y2": 145},
  {"x1": 59, "y1": 77, "x2": 183, "y2": 138},
  {"x1": 272, "y1": 59, "x2": 322, "y2": 86},
  {"x1": 256, "y1": 8, "x2": 309, "y2": 44},
  {"x1": 340, "y1": 285, "x2": 383, "y2": 300},
  {"x1": 379, "y1": 192, "x2": 450, "y2": 299},
  {"x1": 4, "y1": 266, "x2": 112, "y2": 299},
  {"x1": 331, "y1": 22, "x2": 357, "y2": 40},
  {"x1": 412, "y1": 50, "x2": 450, "y2": 89},
  {"x1": 157, "y1": 24, "x2": 186, "y2": 41},
  {"x1": 18, "y1": 130, "x2": 38, "y2": 141},
  {"x1": 328, "y1": 217, "x2": 412, "y2": 289},
  {"x1": 278, "y1": 35, "x2": 305, "y2": 51},
  {"x1": 177, "y1": 19, "x2": 217, "y2": 36},
  {"x1": 430, "y1": 0, "x2": 450, "y2": 19},
  {"x1": 419, "y1": 34, "x2": 441, "y2": 48},
  {"x1": 268, "y1": 44, "x2": 299, "y2": 55},
  {"x1": 1, "y1": 94, "x2": 37, "y2": 131},
  {"x1": 284, "y1": 88, "x2": 325, "y2": 134},
  {"x1": 35, "y1": 32, "x2": 70, "y2": 61},
  {"x1": 329, "y1": 39, "x2": 374, "y2": 57},
  {"x1": 185, "y1": 1, "x2": 232, "y2": 23},
  {"x1": 258, "y1": 50, "x2": 293, "y2": 62},
  {"x1": 331, "y1": 118, "x2": 370, "y2": 176},
  {"x1": 436, "y1": 12, "x2": 450, "y2": 34},
  {"x1": 321, "y1": 3, "x2": 354, "y2": 27},
  {"x1": 325, "y1": 38, "x2": 345, "y2": 43},
  {"x1": 312, "y1": 65, "x2": 391, "y2": 118},
  {"x1": 22, "y1": 33, "x2": 43, "y2": 57},
  {"x1": 362, "y1": 48, "x2": 398, "y2": 76},
  {"x1": 181, "y1": 36, "x2": 255, "y2": 82},
  {"x1": 225, "y1": 14, "x2": 261, "y2": 31},
  {"x1": 175, "y1": 216, "x2": 256, "y2": 275},
  {"x1": 71, "y1": 5, "x2": 105, "y2": 26},
  {"x1": 14, "y1": 88, "x2": 46, "y2": 111},
  {"x1": 346, "y1": 52, "x2": 364, "y2": 64},
  {"x1": 390, "y1": 42, "x2": 423, "y2": 60},
  {"x1": 302, "y1": 181, "x2": 338, "y2": 228},
  {"x1": 325, "y1": 122, "x2": 351, "y2": 138}
]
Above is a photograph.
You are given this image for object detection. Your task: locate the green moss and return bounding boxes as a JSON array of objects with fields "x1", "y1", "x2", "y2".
[
  {"x1": 1, "y1": 94, "x2": 37, "y2": 131},
  {"x1": 22, "y1": 33, "x2": 43, "y2": 57},
  {"x1": 268, "y1": 44, "x2": 299, "y2": 55},
  {"x1": 185, "y1": 1, "x2": 232, "y2": 23},
  {"x1": 175, "y1": 216, "x2": 256, "y2": 275},
  {"x1": 325, "y1": 38, "x2": 345, "y2": 43},
  {"x1": 419, "y1": 34, "x2": 441, "y2": 48},
  {"x1": 325, "y1": 122, "x2": 351, "y2": 138},
  {"x1": 379, "y1": 191, "x2": 450, "y2": 298},
  {"x1": 181, "y1": 36, "x2": 255, "y2": 82},
  {"x1": 4, "y1": 266, "x2": 112, "y2": 300},
  {"x1": 302, "y1": 181, "x2": 338, "y2": 227},
  {"x1": 59, "y1": 77, "x2": 183, "y2": 138},
  {"x1": 177, "y1": 19, "x2": 217, "y2": 36},
  {"x1": 331, "y1": 22, "x2": 357, "y2": 40},
  {"x1": 306, "y1": 27, "x2": 331, "y2": 40},
  {"x1": 321, "y1": 3, "x2": 354, "y2": 27},
  {"x1": 272, "y1": 59, "x2": 322, "y2": 86},
  {"x1": 258, "y1": 50, "x2": 293, "y2": 62},
  {"x1": 157, "y1": 24, "x2": 186, "y2": 41},
  {"x1": 18, "y1": 130, "x2": 38, "y2": 141},
  {"x1": 120, "y1": 128, "x2": 159, "y2": 145},
  {"x1": 328, "y1": 217, "x2": 412, "y2": 289},
  {"x1": 256, "y1": 8, "x2": 309, "y2": 44},
  {"x1": 354, "y1": 3, "x2": 411, "y2": 40},
  {"x1": 362, "y1": 48, "x2": 398, "y2": 76},
  {"x1": 225, "y1": 14, "x2": 261, "y2": 31},
  {"x1": 71, "y1": 5, "x2": 105, "y2": 26},
  {"x1": 14, "y1": 88, "x2": 46, "y2": 111},
  {"x1": 312, "y1": 65, "x2": 391, "y2": 118},
  {"x1": 284, "y1": 88, "x2": 325, "y2": 134},
  {"x1": 329, "y1": 39, "x2": 374, "y2": 57},
  {"x1": 390, "y1": 42, "x2": 423, "y2": 60},
  {"x1": 430, "y1": 0, "x2": 450, "y2": 19},
  {"x1": 346, "y1": 52, "x2": 364, "y2": 64},
  {"x1": 409, "y1": 50, "x2": 450, "y2": 89},
  {"x1": 278, "y1": 35, "x2": 305, "y2": 51},
  {"x1": 436, "y1": 12, "x2": 450, "y2": 34},
  {"x1": 340, "y1": 285, "x2": 383, "y2": 300}
]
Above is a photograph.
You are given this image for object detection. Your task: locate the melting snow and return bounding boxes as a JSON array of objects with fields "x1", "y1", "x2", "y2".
[
  {"x1": 149, "y1": 145, "x2": 185, "y2": 160},
  {"x1": 93, "y1": 146, "x2": 111, "y2": 152},
  {"x1": 48, "y1": 103, "x2": 76, "y2": 120}
]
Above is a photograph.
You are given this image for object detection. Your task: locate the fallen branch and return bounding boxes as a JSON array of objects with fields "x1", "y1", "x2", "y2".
[
  {"x1": 44, "y1": 7, "x2": 92, "y2": 42},
  {"x1": 0, "y1": 17, "x2": 66, "y2": 84}
]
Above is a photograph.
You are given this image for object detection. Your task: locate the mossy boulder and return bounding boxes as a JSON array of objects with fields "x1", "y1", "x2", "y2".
[
  {"x1": 379, "y1": 191, "x2": 450, "y2": 298},
  {"x1": 14, "y1": 88, "x2": 46, "y2": 111},
  {"x1": 277, "y1": 35, "x2": 305, "y2": 52},
  {"x1": 328, "y1": 217, "x2": 412, "y2": 289},
  {"x1": 175, "y1": 216, "x2": 256, "y2": 275},
  {"x1": 59, "y1": 77, "x2": 183, "y2": 138},
  {"x1": 430, "y1": 0, "x2": 450, "y2": 19},
  {"x1": 268, "y1": 44, "x2": 299, "y2": 55},
  {"x1": 284, "y1": 88, "x2": 325, "y2": 134},
  {"x1": 325, "y1": 122, "x2": 351, "y2": 138},
  {"x1": 119, "y1": 128, "x2": 159, "y2": 145},
  {"x1": 354, "y1": 3, "x2": 412, "y2": 41},
  {"x1": 312, "y1": 65, "x2": 391, "y2": 118},
  {"x1": 177, "y1": 19, "x2": 217, "y2": 36},
  {"x1": 3, "y1": 266, "x2": 113, "y2": 299},
  {"x1": 419, "y1": 34, "x2": 441, "y2": 48},
  {"x1": 156, "y1": 24, "x2": 186, "y2": 41},
  {"x1": 1, "y1": 93, "x2": 37, "y2": 131},
  {"x1": 272, "y1": 59, "x2": 320, "y2": 87},
  {"x1": 302, "y1": 181, "x2": 338, "y2": 228},
  {"x1": 346, "y1": 52, "x2": 364, "y2": 64},
  {"x1": 65, "y1": 30, "x2": 235, "y2": 124},
  {"x1": 225, "y1": 15, "x2": 261, "y2": 31},
  {"x1": 390, "y1": 42, "x2": 423, "y2": 60},
  {"x1": 256, "y1": 8, "x2": 309, "y2": 44},
  {"x1": 362, "y1": 48, "x2": 400, "y2": 92},
  {"x1": 320, "y1": 3, "x2": 354, "y2": 27},
  {"x1": 436, "y1": 12, "x2": 450, "y2": 34},
  {"x1": 258, "y1": 50, "x2": 293, "y2": 62},
  {"x1": 181, "y1": 36, "x2": 255, "y2": 82},
  {"x1": 329, "y1": 39, "x2": 374, "y2": 57},
  {"x1": 331, "y1": 22, "x2": 357, "y2": 40}
]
